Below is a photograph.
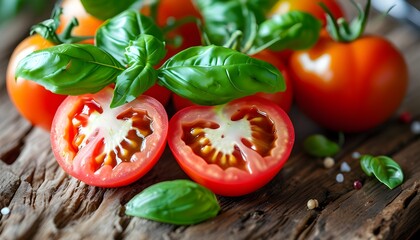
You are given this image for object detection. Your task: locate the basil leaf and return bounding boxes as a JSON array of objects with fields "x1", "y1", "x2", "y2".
[
  {"x1": 15, "y1": 44, "x2": 123, "y2": 95},
  {"x1": 80, "y1": 0, "x2": 139, "y2": 20},
  {"x1": 194, "y1": 0, "x2": 266, "y2": 51},
  {"x1": 360, "y1": 155, "x2": 404, "y2": 189},
  {"x1": 125, "y1": 180, "x2": 220, "y2": 225},
  {"x1": 110, "y1": 35, "x2": 165, "y2": 108},
  {"x1": 303, "y1": 134, "x2": 340, "y2": 158},
  {"x1": 254, "y1": 11, "x2": 322, "y2": 52},
  {"x1": 158, "y1": 45, "x2": 284, "y2": 105},
  {"x1": 96, "y1": 10, "x2": 164, "y2": 65},
  {"x1": 124, "y1": 34, "x2": 166, "y2": 67}
]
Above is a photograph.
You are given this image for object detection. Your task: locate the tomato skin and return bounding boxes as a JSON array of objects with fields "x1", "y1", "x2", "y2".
[
  {"x1": 268, "y1": 0, "x2": 344, "y2": 26},
  {"x1": 6, "y1": 35, "x2": 68, "y2": 131},
  {"x1": 51, "y1": 87, "x2": 168, "y2": 187},
  {"x1": 172, "y1": 50, "x2": 294, "y2": 112},
  {"x1": 289, "y1": 34, "x2": 408, "y2": 132},
  {"x1": 168, "y1": 96, "x2": 295, "y2": 196}
]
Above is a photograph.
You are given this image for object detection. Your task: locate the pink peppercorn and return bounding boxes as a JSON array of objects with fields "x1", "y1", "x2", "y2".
[
  {"x1": 353, "y1": 180, "x2": 363, "y2": 190},
  {"x1": 399, "y1": 112, "x2": 412, "y2": 124}
]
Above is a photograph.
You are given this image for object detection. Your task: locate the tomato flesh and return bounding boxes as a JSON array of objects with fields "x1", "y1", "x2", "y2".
[
  {"x1": 168, "y1": 96, "x2": 294, "y2": 196},
  {"x1": 51, "y1": 87, "x2": 168, "y2": 187}
]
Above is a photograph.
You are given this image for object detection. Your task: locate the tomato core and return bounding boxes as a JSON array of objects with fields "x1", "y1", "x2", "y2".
[
  {"x1": 68, "y1": 98, "x2": 154, "y2": 171},
  {"x1": 181, "y1": 107, "x2": 276, "y2": 173}
]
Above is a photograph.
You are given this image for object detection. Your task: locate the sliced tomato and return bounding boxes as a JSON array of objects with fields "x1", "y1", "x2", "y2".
[
  {"x1": 51, "y1": 87, "x2": 168, "y2": 187},
  {"x1": 168, "y1": 96, "x2": 295, "y2": 196}
]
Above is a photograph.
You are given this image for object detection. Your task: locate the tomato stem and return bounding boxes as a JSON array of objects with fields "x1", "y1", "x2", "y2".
[
  {"x1": 320, "y1": 0, "x2": 370, "y2": 42},
  {"x1": 30, "y1": 4, "x2": 92, "y2": 44}
]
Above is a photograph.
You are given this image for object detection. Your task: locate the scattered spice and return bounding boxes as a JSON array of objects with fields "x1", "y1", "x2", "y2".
[
  {"x1": 411, "y1": 121, "x2": 420, "y2": 134},
  {"x1": 307, "y1": 199, "x2": 319, "y2": 210},
  {"x1": 340, "y1": 162, "x2": 351, "y2": 172},
  {"x1": 323, "y1": 157, "x2": 335, "y2": 168},
  {"x1": 336, "y1": 173, "x2": 344, "y2": 183},
  {"x1": 352, "y1": 152, "x2": 361, "y2": 159},
  {"x1": 353, "y1": 180, "x2": 363, "y2": 190},
  {"x1": 399, "y1": 111, "x2": 412, "y2": 124},
  {"x1": 1, "y1": 207, "x2": 10, "y2": 215}
]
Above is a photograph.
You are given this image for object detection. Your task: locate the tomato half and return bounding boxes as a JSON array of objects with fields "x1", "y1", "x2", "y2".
[
  {"x1": 172, "y1": 50, "x2": 294, "y2": 112},
  {"x1": 6, "y1": 35, "x2": 68, "y2": 131},
  {"x1": 168, "y1": 96, "x2": 295, "y2": 196},
  {"x1": 289, "y1": 34, "x2": 408, "y2": 132},
  {"x1": 51, "y1": 87, "x2": 168, "y2": 187},
  {"x1": 267, "y1": 0, "x2": 344, "y2": 26}
]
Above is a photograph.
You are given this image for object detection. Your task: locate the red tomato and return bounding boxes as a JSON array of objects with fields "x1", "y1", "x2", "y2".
[
  {"x1": 168, "y1": 96, "x2": 295, "y2": 196},
  {"x1": 57, "y1": 0, "x2": 104, "y2": 44},
  {"x1": 172, "y1": 50, "x2": 294, "y2": 112},
  {"x1": 6, "y1": 35, "x2": 67, "y2": 131},
  {"x1": 51, "y1": 87, "x2": 168, "y2": 187},
  {"x1": 289, "y1": 34, "x2": 408, "y2": 132},
  {"x1": 267, "y1": 0, "x2": 344, "y2": 26},
  {"x1": 141, "y1": 0, "x2": 202, "y2": 60}
]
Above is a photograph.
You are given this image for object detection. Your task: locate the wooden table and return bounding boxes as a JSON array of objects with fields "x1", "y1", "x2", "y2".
[{"x1": 1, "y1": 2, "x2": 419, "y2": 239}]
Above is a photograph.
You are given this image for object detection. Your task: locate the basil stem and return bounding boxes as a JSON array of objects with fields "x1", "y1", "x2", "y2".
[
  {"x1": 125, "y1": 180, "x2": 220, "y2": 225},
  {"x1": 193, "y1": 0, "x2": 266, "y2": 52},
  {"x1": 96, "y1": 9, "x2": 164, "y2": 66},
  {"x1": 80, "y1": 0, "x2": 139, "y2": 20},
  {"x1": 303, "y1": 134, "x2": 341, "y2": 158},
  {"x1": 157, "y1": 45, "x2": 284, "y2": 105},
  {"x1": 360, "y1": 155, "x2": 404, "y2": 189},
  {"x1": 15, "y1": 44, "x2": 124, "y2": 95}
]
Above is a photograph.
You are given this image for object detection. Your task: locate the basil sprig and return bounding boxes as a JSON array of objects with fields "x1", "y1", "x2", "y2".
[
  {"x1": 360, "y1": 155, "x2": 404, "y2": 189},
  {"x1": 125, "y1": 180, "x2": 220, "y2": 225},
  {"x1": 16, "y1": 9, "x2": 284, "y2": 108},
  {"x1": 16, "y1": 44, "x2": 124, "y2": 95},
  {"x1": 194, "y1": 0, "x2": 321, "y2": 54}
]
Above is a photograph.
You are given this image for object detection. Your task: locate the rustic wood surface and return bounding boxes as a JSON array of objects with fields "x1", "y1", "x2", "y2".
[{"x1": 0, "y1": 1, "x2": 419, "y2": 240}]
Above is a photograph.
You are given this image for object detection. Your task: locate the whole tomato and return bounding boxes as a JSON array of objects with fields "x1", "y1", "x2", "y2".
[
  {"x1": 7, "y1": 0, "x2": 103, "y2": 131},
  {"x1": 172, "y1": 50, "x2": 294, "y2": 112},
  {"x1": 289, "y1": 32, "x2": 408, "y2": 132},
  {"x1": 267, "y1": 0, "x2": 344, "y2": 26},
  {"x1": 6, "y1": 35, "x2": 67, "y2": 131}
]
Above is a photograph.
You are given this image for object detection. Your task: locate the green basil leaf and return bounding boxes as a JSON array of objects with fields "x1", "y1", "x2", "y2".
[
  {"x1": 360, "y1": 155, "x2": 404, "y2": 189},
  {"x1": 110, "y1": 35, "x2": 165, "y2": 108},
  {"x1": 111, "y1": 64, "x2": 157, "y2": 108},
  {"x1": 254, "y1": 11, "x2": 322, "y2": 51},
  {"x1": 96, "y1": 9, "x2": 164, "y2": 65},
  {"x1": 194, "y1": 0, "x2": 266, "y2": 51},
  {"x1": 303, "y1": 134, "x2": 340, "y2": 158},
  {"x1": 158, "y1": 45, "x2": 284, "y2": 105},
  {"x1": 125, "y1": 34, "x2": 167, "y2": 66},
  {"x1": 125, "y1": 180, "x2": 220, "y2": 225},
  {"x1": 16, "y1": 44, "x2": 123, "y2": 95},
  {"x1": 80, "y1": 0, "x2": 139, "y2": 20}
]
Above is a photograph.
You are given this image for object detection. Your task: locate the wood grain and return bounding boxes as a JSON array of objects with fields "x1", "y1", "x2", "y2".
[{"x1": 1, "y1": 1, "x2": 419, "y2": 239}]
